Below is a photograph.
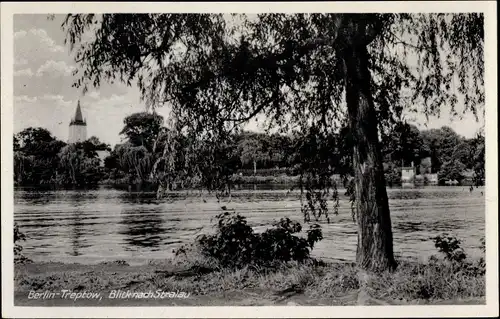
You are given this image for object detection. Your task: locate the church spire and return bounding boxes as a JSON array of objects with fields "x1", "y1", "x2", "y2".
[
  {"x1": 68, "y1": 100, "x2": 87, "y2": 143},
  {"x1": 70, "y1": 100, "x2": 86, "y2": 126},
  {"x1": 74, "y1": 100, "x2": 84, "y2": 123}
]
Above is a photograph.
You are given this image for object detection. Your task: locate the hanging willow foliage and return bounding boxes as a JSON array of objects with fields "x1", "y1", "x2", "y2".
[{"x1": 62, "y1": 12, "x2": 484, "y2": 271}]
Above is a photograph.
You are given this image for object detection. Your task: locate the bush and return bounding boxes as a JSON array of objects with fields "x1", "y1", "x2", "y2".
[
  {"x1": 432, "y1": 234, "x2": 467, "y2": 262},
  {"x1": 196, "y1": 213, "x2": 255, "y2": 268},
  {"x1": 194, "y1": 212, "x2": 323, "y2": 268},
  {"x1": 431, "y1": 233, "x2": 485, "y2": 276},
  {"x1": 14, "y1": 223, "x2": 32, "y2": 264}
]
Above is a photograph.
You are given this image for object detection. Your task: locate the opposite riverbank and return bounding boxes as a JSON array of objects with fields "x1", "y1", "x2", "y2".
[{"x1": 14, "y1": 257, "x2": 485, "y2": 306}]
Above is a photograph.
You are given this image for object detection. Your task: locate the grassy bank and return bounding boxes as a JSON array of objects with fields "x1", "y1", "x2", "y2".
[{"x1": 14, "y1": 257, "x2": 485, "y2": 306}]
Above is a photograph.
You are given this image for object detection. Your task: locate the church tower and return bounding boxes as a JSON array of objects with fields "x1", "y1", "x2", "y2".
[{"x1": 68, "y1": 100, "x2": 87, "y2": 143}]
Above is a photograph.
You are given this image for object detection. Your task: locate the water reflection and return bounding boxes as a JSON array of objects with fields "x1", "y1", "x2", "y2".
[
  {"x1": 68, "y1": 211, "x2": 84, "y2": 256},
  {"x1": 67, "y1": 192, "x2": 93, "y2": 256},
  {"x1": 14, "y1": 186, "x2": 485, "y2": 263},
  {"x1": 71, "y1": 190, "x2": 98, "y2": 207},
  {"x1": 119, "y1": 207, "x2": 168, "y2": 250},
  {"x1": 396, "y1": 221, "x2": 425, "y2": 232},
  {"x1": 16, "y1": 189, "x2": 55, "y2": 205},
  {"x1": 118, "y1": 191, "x2": 158, "y2": 204},
  {"x1": 388, "y1": 189, "x2": 426, "y2": 201}
]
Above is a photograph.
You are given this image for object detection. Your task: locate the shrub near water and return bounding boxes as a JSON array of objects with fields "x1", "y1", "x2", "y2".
[
  {"x1": 370, "y1": 234, "x2": 486, "y2": 302},
  {"x1": 433, "y1": 234, "x2": 467, "y2": 262},
  {"x1": 194, "y1": 212, "x2": 323, "y2": 268},
  {"x1": 14, "y1": 223, "x2": 32, "y2": 264},
  {"x1": 432, "y1": 233, "x2": 485, "y2": 276}
]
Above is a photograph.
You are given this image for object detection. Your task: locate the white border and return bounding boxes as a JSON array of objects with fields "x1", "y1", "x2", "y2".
[{"x1": 1, "y1": 2, "x2": 498, "y2": 318}]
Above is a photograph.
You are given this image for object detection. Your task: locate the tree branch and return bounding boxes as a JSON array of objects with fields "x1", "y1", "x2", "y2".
[
  {"x1": 221, "y1": 95, "x2": 276, "y2": 123},
  {"x1": 388, "y1": 30, "x2": 432, "y2": 52}
]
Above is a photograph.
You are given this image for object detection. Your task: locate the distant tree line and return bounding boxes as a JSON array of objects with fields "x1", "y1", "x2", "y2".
[
  {"x1": 380, "y1": 123, "x2": 485, "y2": 186},
  {"x1": 101, "y1": 111, "x2": 485, "y2": 188},
  {"x1": 13, "y1": 127, "x2": 110, "y2": 187},
  {"x1": 13, "y1": 112, "x2": 485, "y2": 188}
]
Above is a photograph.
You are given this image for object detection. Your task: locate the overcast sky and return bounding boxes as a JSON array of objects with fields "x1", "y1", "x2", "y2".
[{"x1": 13, "y1": 14, "x2": 484, "y2": 147}]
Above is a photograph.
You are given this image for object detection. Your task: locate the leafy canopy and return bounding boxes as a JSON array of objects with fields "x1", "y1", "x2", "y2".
[
  {"x1": 62, "y1": 13, "x2": 484, "y2": 215},
  {"x1": 120, "y1": 112, "x2": 164, "y2": 151},
  {"x1": 63, "y1": 13, "x2": 483, "y2": 135}
]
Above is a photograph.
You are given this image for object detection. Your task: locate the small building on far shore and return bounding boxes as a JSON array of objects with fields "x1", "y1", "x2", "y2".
[
  {"x1": 401, "y1": 164, "x2": 416, "y2": 187},
  {"x1": 426, "y1": 173, "x2": 438, "y2": 185}
]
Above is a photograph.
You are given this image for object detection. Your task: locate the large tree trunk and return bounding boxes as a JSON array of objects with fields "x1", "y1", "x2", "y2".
[{"x1": 341, "y1": 39, "x2": 397, "y2": 272}]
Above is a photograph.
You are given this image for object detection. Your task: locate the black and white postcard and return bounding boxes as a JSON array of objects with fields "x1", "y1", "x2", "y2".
[{"x1": 1, "y1": 1, "x2": 498, "y2": 318}]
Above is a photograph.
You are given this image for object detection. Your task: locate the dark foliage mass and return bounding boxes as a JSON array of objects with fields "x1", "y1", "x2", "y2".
[
  {"x1": 189, "y1": 212, "x2": 323, "y2": 268},
  {"x1": 14, "y1": 120, "x2": 484, "y2": 196},
  {"x1": 431, "y1": 233, "x2": 485, "y2": 277},
  {"x1": 433, "y1": 234, "x2": 467, "y2": 263},
  {"x1": 101, "y1": 116, "x2": 485, "y2": 190}
]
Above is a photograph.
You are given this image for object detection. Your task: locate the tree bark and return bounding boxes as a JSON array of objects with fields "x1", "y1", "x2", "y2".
[{"x1": 341, "y1": 39, "x2": 398, "y2": 272}]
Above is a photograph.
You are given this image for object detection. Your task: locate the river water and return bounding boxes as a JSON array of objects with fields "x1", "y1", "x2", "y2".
[{"x1": 14, "y1": 186, "x2": 485, "y2": 265}]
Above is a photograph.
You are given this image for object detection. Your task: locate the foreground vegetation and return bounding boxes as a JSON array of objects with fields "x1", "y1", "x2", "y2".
[
  {"x1": 14, "y1": 215, "x2": 485, "y2": 306},
  {"x1": 14, "y1": 257, "x2": 485, "y2": 306}
]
